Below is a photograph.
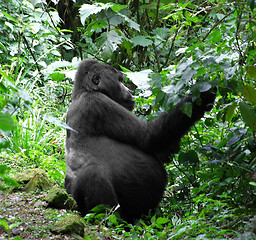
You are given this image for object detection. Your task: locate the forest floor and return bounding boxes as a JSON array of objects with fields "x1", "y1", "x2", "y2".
[{"x1": 0, "y1": 190, "x2": 82, "y2": 240}]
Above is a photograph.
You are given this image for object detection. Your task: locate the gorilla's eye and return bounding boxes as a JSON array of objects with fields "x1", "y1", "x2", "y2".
[{"x1": 92, "y1": 75, "x2": 100, "y2": 85}]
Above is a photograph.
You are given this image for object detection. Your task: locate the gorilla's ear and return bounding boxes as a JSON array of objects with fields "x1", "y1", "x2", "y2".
[
  {"x1": 92, "y1": 74, "x2": 100, "y2": 85},
  {"x1": 86, "y1": 74, "x2": 100, "y2": 91}
]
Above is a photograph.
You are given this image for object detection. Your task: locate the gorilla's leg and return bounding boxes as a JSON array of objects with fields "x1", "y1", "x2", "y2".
[{"x1": 72, "y1": 164, "x2": 118, "y2": 215}]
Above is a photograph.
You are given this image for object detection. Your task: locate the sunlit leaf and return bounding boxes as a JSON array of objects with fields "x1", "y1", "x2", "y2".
[
  {"x1": 125, "y1": 70, "x2": 152, "y2": 91},
  {"x1": 50, "y1": 72, "x2": 65, "y2": 82},
  {"x1": 211, "y1": 29, "x2": 221, "y2": 43},
  {"x1": 156, "y1": 217, "x2": 170, "y2": 225},
  {"x1": 96, "y1": 30, "x2": 123, "y2": 58},
  {"x1": 0, "y1": 112, "x2": 15, "y2": 131},
  {"x1": 197, "y1": 82, "x2": 212, "y2": 92},
  {"x1": 110, "y1": 3, "x2": 126, "y2": 12},
  {"x1": 0, "y1": 42, "x2": 6, "y2": 52},
  {"x1": 162, "y1": 80, "x2": 186, "y2": 94},
  {"x1": 80, "y1": 3, "x2": 112, "y2": 25},
  {"x1": 108, "y1": 215, "x2": 118, "y2": 225},
  {"x1": 249, "y1": 181, "x2": 256, "y2": 187},
  {"x1": 0, "y1": 10, "x2": 18, "y2": 23},
  {"x1": 0, "y1": 219, "x2": 9, "y2": 231}
]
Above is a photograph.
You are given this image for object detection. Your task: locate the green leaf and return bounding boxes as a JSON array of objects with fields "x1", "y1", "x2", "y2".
[
  {"x1": 163, "y1": 80, "x2": 186, "y2": 94},
  {"x1": 117, "y1": 12, "x2": 140, "y2": 31},
  {"x1": 0, "y1": 11, "x2": 18, "y2": 23},
  {"x1": 80, "y1": 3, "x2": 112, "y2": 25},
  {"x1": 156, "y1": 217, "x2": 170, "y2": 225},
  {"x1": 180, "y1": 102, "x2": 192, "y2": 118},
  {"x1": 0, "y1": 42, "x2": 6, "y2": 52},
  {"x1": 0, "y1": 219, "x2": 9, "y2": 231},
  {"x1": 243, "y1": 85, "x2": 256, "y2": 106},
  {"x1": 125, "y1": 70, "x2": 152, "y2": 91},
  {"x1": 0, "y1": 112, "x2": 15, "y2": 131},
  {"x1": 210, "y1": 29, "x2": 221, "y2": 43},
  {"x1": 50, "y1": 72, "x2": 65, "y2": 82},
  {"x1": 218, "y1": 137, "x2": 228, "y2": 148},
  {"x1": 110, "y1": 3, "x2": 126, "y2": 12},
  {"x1": 246, "y1": 65, "x2": 256, "y2": 80},
  {"x1": 96, "y1": 30, "x2": 123, "y2": 58},
  {"x1": 178, "y1": 150, "x2": 199, "y2": 166},
  {"x1": 0, "y1": 82, "x2": 7, "y2": 92},
  {"x1": 249, "y1": 181, "x2": 256, "y2": 187},
  {"x1": 239, "y1": 101, "x2": 256, "y2": 130},
  {"x1": 226, "y1": 102, "x2": 237, "y2": 122},
  {"x1": 131, "y1": 36, "x2": 153, "y2": 47},
  {"x1": 197, "y1": 82, "x2": 212, "y2": 92},
  {"x1": 108, "y1": 215, "x2": 118, "y2": 225},
  {"x1": 150, "y1": 215, "x2": 156, "y2": 224},
  {"x1": 44, "y1": 115, "x2": 77, "y2": 132},
  {"x1": 0, "y1": 164, "x2": 10, "y2": 175}
]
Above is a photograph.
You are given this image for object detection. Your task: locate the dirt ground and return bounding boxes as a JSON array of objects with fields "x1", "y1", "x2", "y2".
[{"x1": 0, "y1": 190, "x2": 82, "y2": 240}]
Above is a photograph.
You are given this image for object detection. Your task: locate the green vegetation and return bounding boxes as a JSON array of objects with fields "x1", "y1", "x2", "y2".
[{"x1": 0, "y1": 0, "x2": 256, "y2": 239}]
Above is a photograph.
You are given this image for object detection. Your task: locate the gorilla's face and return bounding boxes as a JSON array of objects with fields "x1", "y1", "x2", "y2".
[{"x1": 74, "y1": 59, "x2": 135, "y2": 111}]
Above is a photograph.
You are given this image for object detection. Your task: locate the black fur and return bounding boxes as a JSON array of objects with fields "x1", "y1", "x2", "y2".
[{"x1": 65, "y1": 59, "x2": 215, "y2": 222}]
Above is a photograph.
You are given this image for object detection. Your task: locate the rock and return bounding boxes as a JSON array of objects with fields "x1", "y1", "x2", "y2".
[
  {"x1": 45, "y1": 186, "x2": 77, "y2": 210},
  {"x1": 14, "y1": 169, "x2": 47, "y2": 183},
  {"x1": 14, "y1": 169, "x2": 53, "y2": 192},
  {"x1": 50, "y1": 215, "x2": 84, "y2": 236},
  {"x1": 23, "y1": 173, "x2": 53, "y2": 192}
]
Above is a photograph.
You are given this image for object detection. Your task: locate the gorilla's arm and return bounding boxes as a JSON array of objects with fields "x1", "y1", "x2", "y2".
[
  {"x1": 70, "y1": 90, "x2": 215, "y2": 158},
  {"x1": 146, "y1": 90, "x2": 215, "y2": 158}
]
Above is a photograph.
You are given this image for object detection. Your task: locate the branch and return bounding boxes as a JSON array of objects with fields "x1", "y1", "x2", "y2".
[
  {"x1": 22, "y1": 34, "x2": 42, "y2": 75},
  {"x1": 202, "y1": 11, "x2": 234, "y2": 42}
]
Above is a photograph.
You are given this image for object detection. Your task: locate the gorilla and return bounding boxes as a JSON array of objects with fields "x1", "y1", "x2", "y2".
[{"x1": 65, "y1": 59, "x2": 215, "y2": 222}]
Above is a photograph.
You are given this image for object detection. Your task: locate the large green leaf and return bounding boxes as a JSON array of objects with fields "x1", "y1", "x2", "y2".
[
  {"x1": 210, "y1": 29, "x2": 221, "y2": 43},
  {"x1": 116, "y1": 12, "x2": 140, "y2": 31},
  {"x1": 80, "y1": 3, "x2": 112, "y2": 25},
  {"x1": 239, "y1": 101, "x2": 256, "y2": 130},
  {"x1": 96, "y1": 30, "x2": 123, "y2": 58},
  {"x1": 44, "y1": 115, "x2": 77, "y2": 132},
  {"x1": 131, "y1": 36, "x2": 153, "y2": 47},
  {"x1": 0, "y1": 112, "x2": 15, "y2": 131},
  {"x1": 246, "y1": 65, "x2": 256, "y2": 80},
  {"x1": 178, "y1": 150, "x2": 199, "y2": 166},
  {"x1": 243, "y1": 85, "x2": 256, "y2": 106},
  {"x1": 226, "y1": 102, "x2": 237, "y2": 122}
]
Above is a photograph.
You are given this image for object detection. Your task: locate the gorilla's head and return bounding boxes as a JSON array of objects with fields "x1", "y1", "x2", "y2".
[{"x1": 73, "y1": 59, "x2": 135, "y2": 111}]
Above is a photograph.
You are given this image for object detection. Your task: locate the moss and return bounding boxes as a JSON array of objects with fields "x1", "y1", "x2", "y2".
[
  {"x1": 14, "y1": 169, "x2": 47, "y2": 183},
  {"x1": 45, "y1": 186, "x2": 77, "y2": 210},
  {"x1": 14, "y1": 168, "x2": 53, "y2": 192},
  {"x1": 50, "y1": 215, "x2": 84, "y2": 236},
  {"x1": 23, "y1": 172, "x2": 53, "y2": 192}
]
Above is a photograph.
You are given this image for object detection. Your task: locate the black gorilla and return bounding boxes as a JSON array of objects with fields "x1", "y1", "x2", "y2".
[{"x1": 65, "y1": 59, "x2": 215, "y2": 222}]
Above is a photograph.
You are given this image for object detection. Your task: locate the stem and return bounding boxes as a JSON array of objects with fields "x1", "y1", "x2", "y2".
[
  {"x1": 202, "y1": 11, "x2": 234, "y2": 42},
  {"x1": 22, "y1": 35, "x2": 41, "y2": 75}
]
